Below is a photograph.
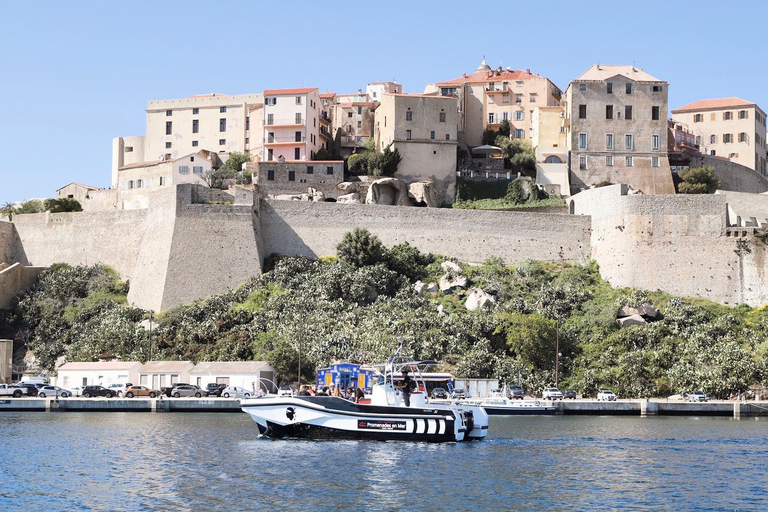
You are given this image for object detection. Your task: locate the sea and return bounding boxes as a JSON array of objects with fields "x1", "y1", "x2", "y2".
[{"x1": 2, "y1": 411, "x2": 767, "y2": 511}]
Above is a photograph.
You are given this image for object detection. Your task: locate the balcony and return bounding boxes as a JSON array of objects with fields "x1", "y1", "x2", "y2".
[
  {"x1": 319, "y1": 129, "x2": 333, "y2": 140},
  {"x1": 263, "y1": 117, "x2": 305, "y2": 127},
  {"x1": 265, "y1": 135, "x2": 306, "y2": 146}
]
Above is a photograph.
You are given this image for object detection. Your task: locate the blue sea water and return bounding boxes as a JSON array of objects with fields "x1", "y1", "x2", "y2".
[{"x1": 2, "y1": 412, "x2": 767, "y2": 511}]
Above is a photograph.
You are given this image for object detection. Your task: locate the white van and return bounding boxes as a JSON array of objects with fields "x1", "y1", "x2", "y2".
[{"x1": 20, "y1": 376, "x2": 49, "y2": 385}]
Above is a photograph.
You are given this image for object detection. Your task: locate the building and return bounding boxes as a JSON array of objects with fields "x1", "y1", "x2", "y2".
[
  {"x1": 434, "y1": 60, "x2": 562, "y2": 148},
  {"x1": 56, "y1": 361, "x2": 142, "y2": 388},
  {"x1": 56, "y1": 183, "x2": 100, "y2": 205},
  {"x1": 366, "y1": 81, "x2": 402, "y2": 102},
  {"x1": 333, "y1": 97, "x2": 377, "y2": 158},
  {"x1": 112, "y1": 93, "x2": 262, "y2": 188},
  {"x1": 254, "y1": 159, "x2": 344, "y2": 199},
  {"x1": 316, "y1": 362, "x2": 377, "y2": 391},
  {"x1": 374, "y1": 93, "x2": 458, "y2": 204},
  {"x1": 565, "y1": 64, "x2": 674, "y2": 194},
  {"x1": 671, "y1": 97, "x2": 767, "y2": 176},
  {"x1": 189, "y1": 361, "x2": 277, "y2": 393},
  {"x1": 262, "y1": 88, "x2": 322, "y2": 162},
  {"x1": 137, "y1": 361, "x2": 195, "y2": 389}
]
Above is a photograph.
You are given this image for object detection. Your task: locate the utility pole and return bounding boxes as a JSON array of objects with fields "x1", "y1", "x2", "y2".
[
  {"x1": 148, "y1": 311, "x2": 154, "y2": 362},
  {"x1": 555, "y1": 320, "x2": 560, "y2": 388}
]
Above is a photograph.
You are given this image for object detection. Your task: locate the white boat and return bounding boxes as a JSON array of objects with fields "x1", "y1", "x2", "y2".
[
  {"x1": 464, "y1": 390, "x2": 557, "y2": 416},
  {"x1": 241, "y1": 349, "x2": 488, "y2": 442}
]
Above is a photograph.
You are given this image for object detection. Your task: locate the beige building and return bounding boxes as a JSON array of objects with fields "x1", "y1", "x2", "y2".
[
  {"x1": 565, "y1": 65, "x2": 674, "y2": 194},
  {"x1": 366, "y1": 81, "x2": 402, "y2": 102},
  {"x1": 671, "y1": 97, "x2": 767, "y2": 176},
  {"x1": 56, "y1": 361, "x2": 142, "y2": 388},
  {"x1": 56, "y1": 182, "x2": 100, "y2": 205},
  {"x1": 374, "y1": 93, "x2": 458, "y2": 204},
  {"x1": 112, "y1": 93, "x2": 262, "y2": 188},
  {"x1": 333, "y1": 99, "x2": 377, "y2": 157},
  {"x1": 262, "y1": 88, "x2": 322, "y2": 162},
  {"x1": 434, "y1": 60, "x2": 562, "y2": 148},
  {"x1": 532, "y1": 106, "x2": 567, "y2": 150}
]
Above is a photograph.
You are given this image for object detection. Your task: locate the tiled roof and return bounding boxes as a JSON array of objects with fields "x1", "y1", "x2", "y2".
[
  {"x1": 575, "y1": 65, "x2": 662, "y2": 83},
  {"x1": 191, "y1": 361, "x2": 272, "y2": 374},
  {"x1": 384, "y1": 93, "x2": 452, "y2": 100},
  {"x1": 58, "y1": 361, "x2": 141, "y2": 371},
  {"x1": 319, "y1": 92, "x2": 336, "y2": 98},
  {"x1": 56, "y1": 182, "x2": 100, "y2": 192},
  {"x1": 263, "y1": 88, "x2": 318, "y2": 96},
  {"x1": 672, "y1": 97, "x2": 756, "y2": 113},
  {"x1": 139, "y1": 361, "x2": 194, "y2": 373},
  {"x1": 436, "y1": 68, "x2": 539, "y2": 87}
]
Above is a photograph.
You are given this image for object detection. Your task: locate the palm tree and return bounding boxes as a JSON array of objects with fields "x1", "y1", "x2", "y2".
[{"x1": 0, "y1": 202, "x2": 15, "y2": 221}]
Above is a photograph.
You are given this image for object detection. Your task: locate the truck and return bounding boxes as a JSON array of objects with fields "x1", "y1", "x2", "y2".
[{"x1": 0, "y1": 384, "x2": 26, "y2": 398}]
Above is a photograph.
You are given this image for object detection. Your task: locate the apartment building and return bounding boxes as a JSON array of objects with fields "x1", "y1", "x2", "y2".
[
  {"x1": 262, "y1": 88, "x2": 322, "y2": 162},
  {"x1": 366, "y1": 81, "x2": 402, "y2": 102},
  {"x1": 565, "y1": 64, "x2": 674, "y2": 194},
  {"x1": 374, "y1": 93, "x2": 458, "y2": 204},
  {"x1": 111, "y1": 93, "x2": 261, "y2": 188},
  {"x1": 434, "y1": 60, "x2": 562, "y2": 147},
  {"x1": 333, "y1": 97, "x2": 377, "y2": 157},
  {"x1": 319, "y1": 92, "x2": 336, "y2": 151},
  {"x1": 671, "y1": 97, "x2": 767, "y2": 175}
]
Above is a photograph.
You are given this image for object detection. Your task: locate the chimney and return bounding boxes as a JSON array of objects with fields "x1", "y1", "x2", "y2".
[{"x1": 526, "y1": 69, "x2": 531, "y2": 74}]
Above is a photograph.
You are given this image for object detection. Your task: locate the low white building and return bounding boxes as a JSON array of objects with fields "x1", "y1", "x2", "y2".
[
  {"x1": 190, "y1": 361, "x2": 277, "y2": 393},
  {"x1": 137, "y1": 361, "x2": 195, "y2": 389},
  {"x1": 56, "y1": 362, "x2": 141, "y2": 388}
]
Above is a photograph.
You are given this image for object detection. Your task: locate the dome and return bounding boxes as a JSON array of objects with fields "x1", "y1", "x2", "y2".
[{"x1": 476, "y1": 59, "x2": 491, "y2": 72}]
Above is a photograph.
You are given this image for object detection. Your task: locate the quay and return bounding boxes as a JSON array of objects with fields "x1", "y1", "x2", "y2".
[{"x1": 2, "y1": 398, "x2": 768, "y2": 417}]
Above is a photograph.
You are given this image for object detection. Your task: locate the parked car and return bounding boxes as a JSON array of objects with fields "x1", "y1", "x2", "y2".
[
  {"x1": 18, "y1": 383, "x2": 39, "y2": 397},
  {"x1": 221, "y1": 386, "x2": 252, "y2": 399},
  {"x1": 542, "y1": 388, "x2": 564, "y2": 400},
  {"x1": 431, "y1": 387, "x2": 448, "y2": 399},
  {"x1": 688, "y1": 390, "x2": 708, "y2": 402},
  {"x1": 508, "y1": 385, "x2": 525, "y2": 400},
  {"x1": 124, "y1": 385, "x2": 160, "y2": 398},
  {"x1": 107, "y1": 383, "x2": 132, "y2": 397},
  {"x1": 0, "y1": 384, "x2": 26, "y2": 397},
  {"x1": 160, "y1": 383, "x2": 193, "y2": 397},
  {"x1": 82, "y1": 385, "x2": 114, "y2": 398},
  {"x1": 277, "y1": 386, "x2": 293, "y2": 397},
  {"x1": 452, "y1": 388, "x2": 466, "y2": 399},
  {"x1": 204, "y1": 383, "x2": 227, "y2": 397},
  {"x1": 37, "y1": 385, "x2": 71, "y2": 398},
  {"x1": 68, "y1": 386, "x2": 84, "y2": 397},
  {"x1": 563, "y1": 389, "x2": 577, "y2": 400},
  {"x1": 171, "y1": 385, "x2": 202, "y2": 398},
  {"x1": 597, "y1": 389, "x2": 617, "y2": 401}
]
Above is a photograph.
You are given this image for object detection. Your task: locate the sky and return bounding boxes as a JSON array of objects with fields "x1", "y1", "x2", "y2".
[{"x1": 1, "y1": 0, "x2": 767, "y2": 204}]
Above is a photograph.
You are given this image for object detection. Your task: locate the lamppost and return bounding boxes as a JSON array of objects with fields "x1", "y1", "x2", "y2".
[
  {"x1": 555, "y1": 320, "x2": 560, "y2": 388},
  {"x1": 148, "y1": 311, "x2": 154, "y2": 362}
]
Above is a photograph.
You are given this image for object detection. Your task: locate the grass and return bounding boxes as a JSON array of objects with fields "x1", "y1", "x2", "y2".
[{"x1": 452, "y1": 196, "x2": 567, "y2": 211}]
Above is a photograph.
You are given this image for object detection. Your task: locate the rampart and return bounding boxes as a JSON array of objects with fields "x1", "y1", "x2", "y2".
[
  {"x1": 0, "y1": 221, "x2": 15, "y2": 264},
  {"x1": 689, "y1": 155, "x2": 768, "y2": 194},
  {"x1": 260, "y1": 200, "x2": 592, "y2": 264},
  {"x1": 570, "y1": 185, "x2": 768, "y2": 305}
]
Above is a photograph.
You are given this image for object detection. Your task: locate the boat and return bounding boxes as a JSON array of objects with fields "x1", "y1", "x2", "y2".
[
  {"x1": 241, "y1": 348, "x2": 489, "y2": 442},
  {"x1": 462, "y1": 388, "x2": 557, "y2": 415}
]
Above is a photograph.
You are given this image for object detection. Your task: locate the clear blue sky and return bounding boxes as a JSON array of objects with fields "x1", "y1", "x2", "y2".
[{"x1": 1, "y1": 0, "x2": 766, "y2": 204}]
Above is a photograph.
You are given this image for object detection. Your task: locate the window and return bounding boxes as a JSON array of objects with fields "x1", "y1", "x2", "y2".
[
  {"x1": 502, "y1": 112, "x2": 509, "y2": 121},
  {"x1": 439, "y1": 111, "x2": 446, "y2": 122},
  {"x1": 515, "y1": 94, "x2": 522, "y2": 103},
  {"x1": 295, "y1": 131, "x2": 302, "y2": 142},
  {"x1": 516, "y1": 80, "x2": 523, "y2": 86},
  {"x1": 724, "y1": 111, "x2": 732, "y2": 120},
  {"x1": 579, "y1": 155, "x2": 587, "y2": 169},
  {"x1": 694, "y1": 114, "x2": 703, "y2": 123},
  {"x1": 652, "y1": 156, "x2": 659, "y2": 167},
  {"x1": 159, "y1": 177, "x2": 165, "y2": 186},
  {"x1": 406, "y1": 130, "x2": 412, "y2": 140},
  {"x1": 267, "y1": 113, "x2": 274, "y2": 125},
  {"x1": 296, "y1": 96, "x2": 302, "y2": 105},
  {"x1": 606, "y1": 133, "x2": 614, "y2": 150},
  {"x1": 219, "y1": 118, "x2": 226, "y2": 132},
  {"x1": 295, "y1": 148, "x2": 301, "y2": 159},
  {"x1": 193, "y1": 166, "x2": 203, "y2": 174},
  {"x1": 125, "y1": 146, "x2": 133, "y2": 152},
  {"x1": 579, "y1": 133, "x2": 587, "y2": 149},
  {"x1": 327, "y1": 166, "x2": 334, "y2": 175},
  {"x1": 166, "y1": 121, "x2": 172, "y2": 135},
  {"x1": 607, "y1": 83, "x2": 613, "y2": 94},
  {"x1": 695, "y1": 135, "x2": 701, "y2": 145},
  {"x1": 220, "y1": 106, "x2": 227, "y2": 113},
  {"x1": 166, "y1": 110, "x2": 172, "y2": 116},
  {"x1": 652, "y1": 85, "x2": 662, "y2": 93},
  {"x1": 406, "y1": 110, "x2": 412, "y2": 121},
  {"x1": 288, "y1": 171, "x2": 295, "y2": 181},
  {"x1": 739, "y1": 110, "x2": 748, "y2": 119},
  {"x1": 502, "y1": 93, "x2": 509, "y2": 103},
  {"x1": 488, "y1": 113, "x2": 496, "y2": 124},
  {"x1": 710, "y1": 134, "x2": 717, "y2": 144},
  {"x1": 267, "y1": 149, "x2": 273, "y2": 160},
  {"x1": 430, "y1": 131, "x2": 435, "y2": 140},
  {"x1": 446, "y1": 134, "x2": 451, "y2": 140},
  {"x1": 266, "y1": 97, "x2": 276, "y2": 106},
  {"x1": 246, "y1": 118, "x2": 250, "y2": 130},
  {"x1": 179, "y1": 166, "x2": 189, "y2": 174},
  {"x1": 652, "y1": 106, "x2": 660, "y2": 120},
  {"x1": 529, "y1": 94, "x2": 536, "y2": 102},
  {"x1": 724, "y1": 133, "x2": 733, "y2": 143},
  {"x1": 625, "y1": 106, "x2": 633, "y2": 120},
  {"x1": 295, "y1": 113, "x2": 302, "y2": 124},
  {"x1": 306, "y1": 165, "x2": 314, "y2": 174},
  {"x1": 579, "y1": 104, "x2": 587, "y2": 119},
  {"x1": 357, "y1": 106, "x2": 362, "y2": 114},
  {"x1": 267, "y1": 169, "x2": 274, "y2": 180},
  {"x1": 165, "y1": 142, "x2": 172, "y2": 149},
  {"x1": 579, "y1": 84, "x2": 586, "y2": 92},
  {"x1": 606, "y1": 155, "x2": 614, "y2": 166},
  {"x1": 357, "y1": 120, "x2": 362, "y2": 128},
  {"x1": 192, "y1": 120, "x2": 199, "y2": 133},
  {"x1": 625, "y1": 134, "x2": 634, "y2": 150},
  {"x1": 626, "y1": 83, "x2": 632, "y2": 94},
  {"x1": 347, "y1": 111, "x2": 353, "y2": 118},
  {"x1": 164, "y1": 153, "x2": 171, "y2": 160},
  {"x1": 515, "y1": 111, "x2": 524, "y2": 121},
  {"x1": 739, "y1": 132, "x2": 748, "y2": 142},
  {"x1": 192, "y1": 108, "x2": 199, "y2": 114},
  {"x1": 652, "y1": 134, "x2": 660, "y2": 150},
  {"x1": 514, "y1": 129, "x2": 524, "y2": 138},
  {"x1": 606, "y1": 105, "x2": 613, "y2": 119},
  {"x1": 219, "y1": 139, "x2": 226, "y2": 145},
  {"x1": 625, "y1": 156, "x2": 633, "y2": 167}
]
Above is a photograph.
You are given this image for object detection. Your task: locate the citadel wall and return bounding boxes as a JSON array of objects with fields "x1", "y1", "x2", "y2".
[
  {"x1": 688, "y1": 155, "x2": 768, "y2": 194},
  {"x1": 260, "y1": 200, "x2": 592, "y2": 264},
  {"x1": 0, "y1": 221, "x2": 16, "y2": 265}
]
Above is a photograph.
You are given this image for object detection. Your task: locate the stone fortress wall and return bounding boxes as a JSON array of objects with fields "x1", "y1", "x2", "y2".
[{"x1": 0, "y1": 221, "x2": 15, "y2": 265}]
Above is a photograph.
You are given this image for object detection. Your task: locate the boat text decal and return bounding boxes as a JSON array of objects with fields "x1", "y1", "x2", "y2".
[{"x1": 358, "y1": 420, "x2": 407, "y2": 431}]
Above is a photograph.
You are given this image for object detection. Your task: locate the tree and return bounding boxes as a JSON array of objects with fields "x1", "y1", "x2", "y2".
[
  {"x1": 336, "y1": 228, "x2": 386, "y2": 267},
  {"x1": 678, "y1": 166, "x2": 721, "y2": 194},
  {"x1": 496, "y1": 137, "x2": 536, "y2": 174},
  {"x1": 314, "y1": 147, "x2": 333, "y2": 161},
  {"x1": 505, "y1": 178, "x2": 529, "y2": 204},
  {"x1": 44, "y1": 198, "x2": 82, "y2": 213},
  {"x1": 16, "y1": 200, "x2": 45, "y2": 214},
  {"x1": 482, "y1": 129, "x2": 498, "y2": 146},
  {"x1": 0, "y1": 202, "x2": 16, "y2": 221},
  {"x1": 385, "y1": 242, "x2": 433, "y2": 281},
  {"x1": 498, "y1": 312, "x2": 558, "y2": 369},
  {"x1": 220, "y1": 152, "x2": 251, "y2": 177},
  {"x1": 498, "y1": 120, "x2": 510, "y2": 138}
]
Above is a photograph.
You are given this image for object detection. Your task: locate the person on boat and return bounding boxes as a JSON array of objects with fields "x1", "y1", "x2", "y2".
[
  {"x1": 297, "y1": 385, "x2": 311, "y2": 396},
  {"x1": 395, "y1": 368, "x2": 413, "y2": 407},
  {"x1": 331, "y1": 385, "x2": 341, "y2": 397},
  {"x1": 354, "y1": 386, "x2": 364, "y2": 403}
]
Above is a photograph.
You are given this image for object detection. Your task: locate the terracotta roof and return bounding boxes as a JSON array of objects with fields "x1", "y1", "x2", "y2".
[
  {"x1": 56, "y1": 182, "x2": 100, "y2": 192},
  {"x1": 58, "y1": 361, "x2": 141, "y2": 371},
  {"x1": 139, "y1": 361, "x2": 194, "y2": 373},
  {"x1": 672, "y1": 97, "x2": 756, "y2": 113},
  {"x1": 191, "y1": 361, "x2": 272, "y2": 374},
  {"x1": 384, "y1": 93, "x2": 452, "y2": 100},
  {"x1": 263, "y1": 88, "x2": 318, "y2": 96},
  {"x1": 436, "y1": 68, "x2": 539, "y2": 87},
  {"x1": 319, "y1": 92, "x2": 336, "y2": 98},
  {"x1": 575, "y1": 65, "x2": 662, "y2": 83}
]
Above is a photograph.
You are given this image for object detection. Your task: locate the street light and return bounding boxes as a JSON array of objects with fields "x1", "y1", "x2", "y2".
[
  {"x1": 555, "y1": 320, "x2": 560, "y2": 388},
  {"x1": 148, "y1": 311, "x2": 154, "y2": 362}
]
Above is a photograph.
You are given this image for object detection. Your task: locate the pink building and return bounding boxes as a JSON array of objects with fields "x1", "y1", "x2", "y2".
[{"x1": 262, "y1": 88, "x2": 322, "y2": 161}]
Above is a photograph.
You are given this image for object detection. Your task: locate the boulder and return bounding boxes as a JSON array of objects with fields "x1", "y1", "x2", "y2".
[
  {"x1": 617, "y1": 314, "x2": 647, "y2": 327},
  {"x1": 618, "y1": 306, "x2": 641, "y2": 318},
  {"x1": 638, "y1": 304, "x2": 660, "y2": 319},
  {"x1": 336, "y1": 192, "x2": 361, "y2": 204},
  {"x1": 337, "y1": 182, "x2": 358, "y2": 194},
  {"x1": 426, "y1": 282, "x2": 438, "y2": 293},
  {"x1": 408, "y1": 180, "x2": 439, "y2": 207},
  {"x1": 439, "y1": 274, "x2": 468, "y2": 293},
  {"x1": 414, "y1": 280, "x2": 425, "y2": 296},
  {"x1": 365, "y1": 178, "x2": 412, "y2": 206},
  {"x1": 441, "y1": 260, "x2": 462, "y2": 273},
  {"x1": 437, "y1": 304, "x2": 446, "y2": 316},
  {"x1": 274, "y1": 194, "x2": 304, "y2": 201},
  {"x1": 307, "y1": 187, "x2": 325, "y2": 202},
  {"x1": 465, "y1": 288, "x2": 497, "y2": 311}
]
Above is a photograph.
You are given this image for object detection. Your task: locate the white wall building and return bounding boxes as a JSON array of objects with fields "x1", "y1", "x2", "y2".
[
  {"x1": 190, "y1": 361, "x2": 277, "y2": 393},
  {"x1": 137, "y1": 361, "x2": 195, "y2": 389},
  {"x1": 56, "y1": 362, "x2": 141, "y2": 388}
]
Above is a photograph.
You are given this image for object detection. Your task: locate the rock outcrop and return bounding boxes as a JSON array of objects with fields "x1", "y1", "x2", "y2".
[
  {"x1": 408, "y1": 180, "x2": 439, "y2": 207},
  {"x1": 365, "y1": 178, "x2": 412, "y2": 206},
  {"x1": 465, "y1": 288, "x2": 497, "y2": 311},
  {"x1": 439, "y1": 274, "x2": 468, "y2": 293}
]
